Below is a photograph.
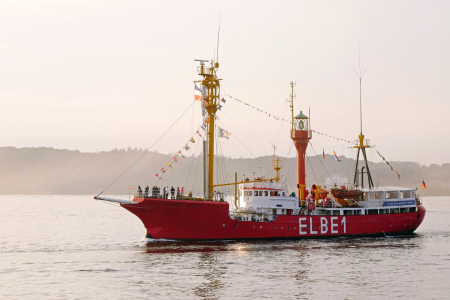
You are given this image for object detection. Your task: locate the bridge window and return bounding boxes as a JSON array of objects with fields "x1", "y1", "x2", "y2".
[
  {"x1": 249, "y1": 191, "x2": 252, "y2": 196},
  {"x1": 369, "y1": 192, "x2": 381, "y2": 200},
  {"x1": 401, "y1": 191, "x2": 412, "y2": 198},
  {"x1": 259, "y1": 191, "x2": 263, "y2": 196},
  {"x1": 379, "y1": 209, "x2": 388, "y2": 214},
  {"x1": 254, "y1": 191, "x2": 258, "y2": 197},
  {"x1": 244, "y1": 191, "x2": 248, "y2": 196},
  {"x1": 386, "y1": 192, "x2": 398, "y2": 199},
  {"x1": 264, "y1": 191, "x2": 268, "y2": 196}
]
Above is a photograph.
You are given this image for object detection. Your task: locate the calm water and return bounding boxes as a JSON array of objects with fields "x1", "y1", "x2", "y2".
[{"x1": 0, "y1": 195, "x2": 449, "y2": 299}]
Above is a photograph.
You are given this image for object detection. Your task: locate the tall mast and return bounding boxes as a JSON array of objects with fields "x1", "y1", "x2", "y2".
[
  {"x1": 352, "y1": 54, "x2": 373, "y2": 188},
  {"x1": 290, "y1": 81, "x2": 295, "y2": 132},
  {"x1": 195, "y1": 59, "x2": 221, "y2": 200}
]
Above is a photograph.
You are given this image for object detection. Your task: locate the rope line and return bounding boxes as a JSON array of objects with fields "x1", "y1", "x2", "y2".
[{"x1": 96, "y1": 100, "x2": 197, "y2": 197}]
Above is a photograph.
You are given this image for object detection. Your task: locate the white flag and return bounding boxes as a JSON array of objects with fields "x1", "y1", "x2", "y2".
[{"x1": 218, "y1": 127, "x2": 231, "y2": 139}]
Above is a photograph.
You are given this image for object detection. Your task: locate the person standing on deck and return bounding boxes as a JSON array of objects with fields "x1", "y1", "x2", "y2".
[
  {"x1": 181, "y1": 187, "x2": 184, "y2": 199},
  {"x1": 176, "y1": 187, "x2": 180, "y2": 199},
  {"x1": 170, "y1": 186, "x2": 175, "y2": 199},
  {"x1": 165, "y1": 187, "x2": 169, "y2": 199}
]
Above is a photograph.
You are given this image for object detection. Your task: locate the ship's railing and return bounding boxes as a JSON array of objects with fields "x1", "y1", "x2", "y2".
[
  {"x1": 313, "y1": 198, "x2": 343, "y2": 209},
  {"x1": 133, "y1": 192, "x2": 224, "y2": 201},
  {"x1": 228, "y1": 211, "x2": 274, "y2": 222},
  {"x1": 416, "y1": 196, "x2": 422, "y2": 205}
]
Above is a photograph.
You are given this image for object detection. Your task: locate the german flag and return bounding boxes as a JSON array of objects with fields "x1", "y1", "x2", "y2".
[{"x1": 422, "y1": 181, "x2": 426, "y2": 190}]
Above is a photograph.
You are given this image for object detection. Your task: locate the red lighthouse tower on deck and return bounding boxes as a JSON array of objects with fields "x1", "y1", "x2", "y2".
[{"x1": 289, "y1": 82, "x2": 312, "y2": 199}]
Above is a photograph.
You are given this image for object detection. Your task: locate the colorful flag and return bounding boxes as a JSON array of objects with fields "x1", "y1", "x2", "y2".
[
  {"x1": 167, "y1": 163, "x2": 172, "y2": 169},
  {"x1": 323, "y1": 148, "x2": 325, "y2": 160},
  {"x1": 184, "y1": 144, "x2": 190, "y2": 151},
  {"x1": 194, "y1": 85, "x2": 202, "y2": 101},
  {"x1": 333, "y1": 151, "x2": 341, "y2": 162},
  {"x1": 201, "y1": 124, "x2": 206, "y2": 131},
  {"x1": 197, "y1": 130, "x2": 202, "y2": 137},
  {"x1": 218, "y1": 104, "x2": 222, "y2": 110},
  {"x1": 161, "y1": 167, "x2": 165, "y2": 173},
  {"x1": 178, "y1": 151, "x2": 181, "y2": 154},
  {"x1": 173, "y1": 157, "x2": 178, "y2": 162},
  {"x1": 422, "y1": 181, "x2": 426, "y2": 190},
  {"x1": 205, "y1": 117, "x2": 210, "y2": 124},
  {"x1": 189, "y1": 137, "x2": 195, "y2": 143},
  {"x1": 221, "y1": 98, "x2": 226, "y2": 103},
  {"x1": 155, "y1": 173, "x2": 158, "y2": 177},
  {"x1": 395, "y1": 171, "x2": 400, "y2": 180},
  {"x1": 129, "y1": 186, "x2": 133, "y2": 189},
  {"x1": 218, "y1": 127, "x2": 231, "y2": 139}
]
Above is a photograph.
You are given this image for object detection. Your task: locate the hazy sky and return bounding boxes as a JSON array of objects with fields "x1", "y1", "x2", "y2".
[{"x1": 1, "y1": 0, "x2": 449, "y2": 165}]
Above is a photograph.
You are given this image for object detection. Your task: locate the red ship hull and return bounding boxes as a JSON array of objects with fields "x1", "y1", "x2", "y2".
[{"x1": 121, "y1": 198, "x2": 426, "y2": 240}]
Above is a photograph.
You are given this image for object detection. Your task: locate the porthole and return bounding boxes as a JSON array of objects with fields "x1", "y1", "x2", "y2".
[
  {"x1": 274, "y1": 226, "x2": 276, "y2": 229},
  {"x1": 294, "y1": 227, "x2": 296, "y2": 229},
  {"x1": 201, "y1": 222, "x2": 203, "y2": 225},
  {"x1": 223, "y1": 224, "x2": 225, "y2": 227},
  {"x1": 253, "y1": 226, "x2": 255, "y2": 228},
  {"x1": 281, "y1": 227, "x2": 283, "y2": 229},
  {"x1": 178, "y1": 204, "x2": 180, "y2": 206},
  {"x1": 234, "y1": 224, "x2": 237, "y2": 227},
  {"x1": 192, "y1": 205, "x2": 195, "y2": 207},
  {"x1": 212, "y1": 223, "x2": 214, "y2": 225},
  {"x1": 260, "y1": 226, "x2": 262, "y2": 229},
  {"x1": 288, "y1": 227, "x2": 290, "y2": 230}
]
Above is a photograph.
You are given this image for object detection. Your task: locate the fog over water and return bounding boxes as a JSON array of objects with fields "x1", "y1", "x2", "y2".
[{"x1": 1, "y1": 195, "x2": 449, "y2": 299}]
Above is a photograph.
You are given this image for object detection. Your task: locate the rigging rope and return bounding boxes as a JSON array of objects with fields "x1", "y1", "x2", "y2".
[
  {"x1": 216, "y1": 119, "x2": 276, "y2": 178},
  {"x1": 308, "y1": 141, "x2": 335, "y2": 185},
  {"x1": 225, "y1": 93, "x2": 355, "y2": 145},
  {"x1": 96, "y1": 100, "x2": 197, "y2": 197}
]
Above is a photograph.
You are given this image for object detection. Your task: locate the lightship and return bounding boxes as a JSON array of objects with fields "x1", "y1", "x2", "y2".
[{"x1": 95, "y1": 59, "x2": 426, "y2": 240}]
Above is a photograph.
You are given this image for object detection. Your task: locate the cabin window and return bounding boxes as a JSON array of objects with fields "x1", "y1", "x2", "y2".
[
  {"x1": 240, "y1": 191, "x2": 243, "y2": 197},
  {"x1": 254, "y1": 191, "x2": 258, "y2": 197},
  {"x1": 259, "y1": 191, "x2": 263, "y2": 196},
  {"x1": 400, "y1": 208, "x2": 407, "y2": 213},
  {"x1": 379, "y1": 209, "x2": 388, "y2": 214},
  {"x1": 264, "y1": 191, "x2": 268, "y2": 196},
  {"x1": 385, "y1": 192, "x2": 398, "y2": 199},
  {"x1": 244, "y1": 191, "x2": 248, "y2": 196},
  {"x1": 344, "y1": 210, "x2": 352, "y2": 215},
  {"x1": 401, "y1": 191, "x2": 412, "y2": 198},
  {"x1": 282, "y1": 192, "x2": 285, "y2": 196},
  {"x1": 368, "y1": 209, "x2": 378, "y2": 215},
  {"x1": 333, "y1": 210, "x2": 340, "y2": 215},
  {"x1": 369, "y1": 192, "x2": 381, "y2": 200},
  {"x1": 249, "y1": 191, "x2": 252, "y2": 196},
  {"x1": 270, "y1": 191, "x2": 274, "y2": 196}
]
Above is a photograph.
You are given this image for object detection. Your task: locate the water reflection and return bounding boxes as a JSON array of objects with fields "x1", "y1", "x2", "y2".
[{"x1": 193, "y1": 252, "x2": 226, "y2": 299}]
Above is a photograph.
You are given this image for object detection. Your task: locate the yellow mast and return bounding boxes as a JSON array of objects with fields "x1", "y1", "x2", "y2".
[{"x1": 196, "y1": 60, "x2": 221, "y2": 200}]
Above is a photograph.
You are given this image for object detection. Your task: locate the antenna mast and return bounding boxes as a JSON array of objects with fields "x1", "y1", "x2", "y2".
[{"x1": 351, "y1": 49, "x2": 373, "y2": 188}]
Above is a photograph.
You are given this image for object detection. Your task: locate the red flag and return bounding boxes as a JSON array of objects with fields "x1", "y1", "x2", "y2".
[
  {"x1": 422, "y1": 181, "x2": 426, "y2": 190},
  {"x1": 323, "y1": 148, "x2": 325, "y2": 160},
  {"x1": 221, "y1": 98, "x2": 226, "y2": 103},
  {"x1": 155, "y1": 173, "x2": 158, "y2": 177},
  {"x1": 129, "y1": 186, "x2": 133, "y2": 189}
]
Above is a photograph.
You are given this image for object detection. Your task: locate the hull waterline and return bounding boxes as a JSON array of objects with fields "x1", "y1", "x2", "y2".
[{"x1": 121, "y1": 198, "x2": 426, "y2": 240}]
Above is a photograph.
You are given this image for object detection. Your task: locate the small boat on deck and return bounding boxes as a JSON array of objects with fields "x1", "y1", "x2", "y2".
[{"x1": 330, "y1": 188, "x2": 363, "y2": 199}]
